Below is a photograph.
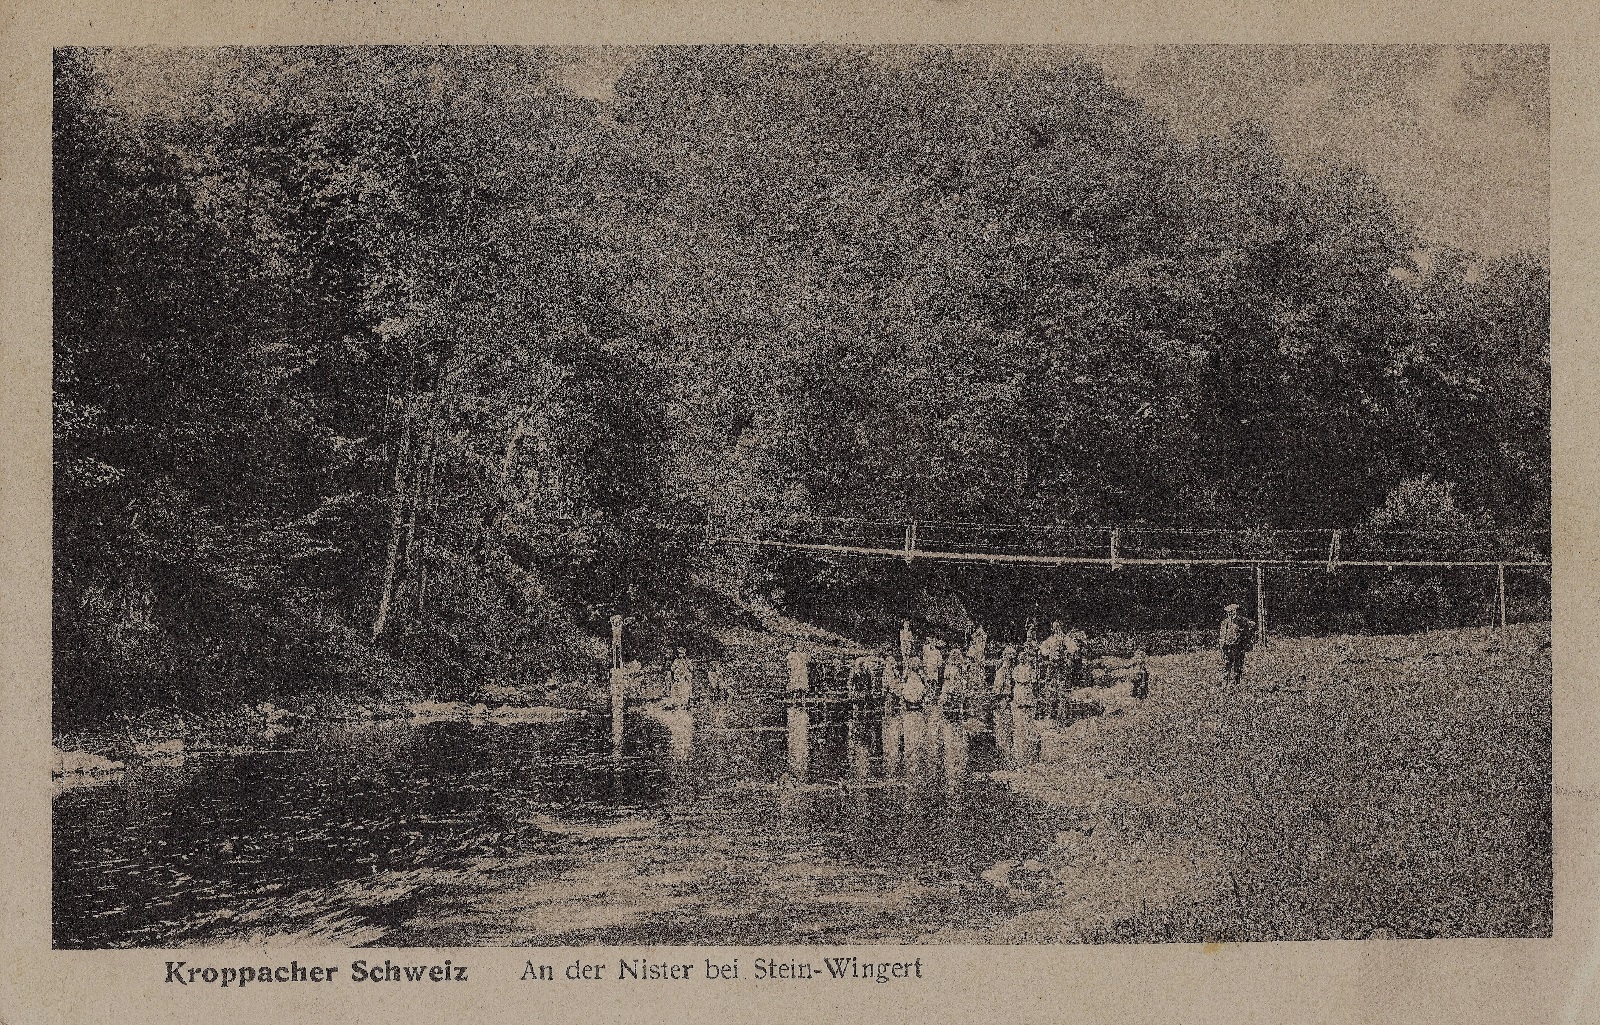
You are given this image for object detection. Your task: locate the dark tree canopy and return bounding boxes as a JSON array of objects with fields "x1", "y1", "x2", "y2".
[{"x1": 52, "y1": 47, "x2": 1550, "y2": 727}]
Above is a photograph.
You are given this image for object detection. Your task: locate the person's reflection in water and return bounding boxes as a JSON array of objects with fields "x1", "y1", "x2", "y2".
[
  {"x1": 926, "y1": 707, "x2": 946, "y2": 777},
  {"x1": 845, "y1": 710, "x2": 876, "y2": 820},
  {"x1": 892, "y1": 709, "x2": 925, "y2": 818},
  {"x1": 940, "y1": 713, "x2": 970, "y2": 794},
  {"x1": 881, "y1": 709, "x2": 904, "y2": 776},
  {"x1": 847, "y1": 712, "x2": 874, "y2": 781},
  {"x1": 992, "y1": 702, "x2": 1014, "y2": 762},
  {"x1": 646, "y1": 703, "x2": 695, "y2": 762},
  {"x1": 1009, "y1": 706, "x2": 1041, "y2": 766},
  {"x1": 812, "y1": 714, "x2": 851, "y2": 782},
  {"x1": 787, "y1": 705, "x2": 810, "y2": 781},
  {"x1": 899, "y1": 708, "x2": 930, "y2": 779}
]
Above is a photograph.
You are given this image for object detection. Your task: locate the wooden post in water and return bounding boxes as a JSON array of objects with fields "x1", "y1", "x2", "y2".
[{"x1": 1255, "y1": 565, "x2": 1268, "y2": 649}]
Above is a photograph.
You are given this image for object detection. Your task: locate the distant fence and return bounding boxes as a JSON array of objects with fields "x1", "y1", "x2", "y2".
[
  {"x1": 711, "y1": 515, "x2": 1550, "y2": 571},
  {"x1": 707, "y1": 514, "x2": 1550, "y2": 646}
]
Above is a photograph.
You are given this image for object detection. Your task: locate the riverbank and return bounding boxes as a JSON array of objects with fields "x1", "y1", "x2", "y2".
[
  {"x1": 51, "y1": 690, "x2": 594, "y2": 793},
  {"x1": 51, "y1": 597, "x2": 870, "y2": 789},
  {"x1": 942, "y1": 622, "x2": 1552, "y2": 942},
  {"x1": 52, "y1": 617, "x2": 1551, "y2": 946}
]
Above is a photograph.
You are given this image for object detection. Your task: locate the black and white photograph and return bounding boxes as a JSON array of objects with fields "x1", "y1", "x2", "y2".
[{"x1": 50, "y1": 43, "x2": 1552, "y2": 950}]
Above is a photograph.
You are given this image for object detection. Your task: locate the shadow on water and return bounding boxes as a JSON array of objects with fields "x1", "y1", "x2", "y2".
[{"x1": 54, "y1": 691, "x2": 1069, "y2": 947}]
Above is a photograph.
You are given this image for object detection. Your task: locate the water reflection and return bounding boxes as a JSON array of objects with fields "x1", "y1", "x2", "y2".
[
  {"x1": 610, "y1": 685, "x2": 625, "y2": 760},
  {"x1": 846, "y1": 712, "x2": 875, "y2": 780},
  {"x1": 787, "y1": 706, "x2": 810, "y2": 778},
  {"x1": 55, "y1": 684, "x2": 1068, "y2": 949},
  {"x1": 643, "y1": 705, "x2": 695, "y2": 762},
  {"x1": 993, "y1": 704, "x2": 1042, "y2": 767},
  {"x1": 941, "y1": 714, "x2": 970, "y2": 793}
]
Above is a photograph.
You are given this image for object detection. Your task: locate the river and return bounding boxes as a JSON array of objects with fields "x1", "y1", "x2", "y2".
[{"x1": 54, "y1": 695, "x2": 1071, "y2": 948}]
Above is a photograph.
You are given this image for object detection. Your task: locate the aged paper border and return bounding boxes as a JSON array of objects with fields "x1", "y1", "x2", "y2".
[{"x1": 2, "y1": 3, "x2": 1596, "y2": 1023}]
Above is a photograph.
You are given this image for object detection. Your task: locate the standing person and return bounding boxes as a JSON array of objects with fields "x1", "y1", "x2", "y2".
[
  {"x1": 967, "y1": 624, "x2": 989, "y2": 693},
  {"x1": 1218, "y1": 603, "x2": 1256, "y2": 686},
  {"x1": 786, "y1": 645, "x2": 811, "y2": 695},
  {"x1": 669, "y1": 648, "x2": 695, "y2": 706},
  {"x1": 881, "y1": 653, "x2": 902, "y2": 708},
  {"x1": 991, "y1": 644, "x2": 1017, "y2": 699},
  {"x1": 850, "y1": 654, "x2": 879, "y2": 703},
  {"x1": 990, "y1": 644, "x2": 1018, "y2": 720},
  {"x1": 899, "y1": 620, "x2": 915, "y2": 665},
  {"x1": 941, "y1": 648, "x2": 967, "y2": 719},
  {"x1": 1039, "y1": 621, "x2": 1068, "y2": 720},
  {"x1": 1062, "y1": 626, "x2": 1088, "y2": 706},
  {"x1": 922, "y1": 638, "x2": 945, "y2": 703},
  {"x1": 1129, "y1": 648, "x2": 1150, "y2": 700}
]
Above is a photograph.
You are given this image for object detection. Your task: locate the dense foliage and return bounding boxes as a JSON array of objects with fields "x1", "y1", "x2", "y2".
[{"x1": 53, "y1": 47, "x2": 1549, "y2": 727}]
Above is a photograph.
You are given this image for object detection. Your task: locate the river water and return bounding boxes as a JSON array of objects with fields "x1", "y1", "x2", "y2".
[{"x1": 54, "y1": 696, "x2": 1070, "y2": 948}]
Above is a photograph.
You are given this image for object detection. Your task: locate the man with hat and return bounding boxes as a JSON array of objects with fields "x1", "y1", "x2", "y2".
[{"x1": 1218, "y1": 603, "x2": 1256, "y2": 686}]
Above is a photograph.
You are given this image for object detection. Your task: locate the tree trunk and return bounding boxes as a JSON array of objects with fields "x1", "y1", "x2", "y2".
[
  {"x1": 414, "y1": 430, "x2": 442, "y2": 615},
  {"x1": 371, "y1": 402, "x2": 414, "y2": 641},
  {"x1": 397, "y1": 409, "x2": 440, "y2": 622},
  {"x1": 500, "y1": 405, "x2": 533, "y2": 484}
]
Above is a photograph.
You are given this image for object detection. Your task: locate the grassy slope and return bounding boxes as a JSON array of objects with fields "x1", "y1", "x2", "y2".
[{"x1": 958, "y1": 623, "x2": 1552, "y2": 942}]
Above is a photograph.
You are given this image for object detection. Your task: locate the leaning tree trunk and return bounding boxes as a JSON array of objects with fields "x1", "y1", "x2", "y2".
[
  {"x1": 500, "y1": 403, "x2": 533, "y2": 484},
  {"x1": 395, "y1": 407, "x2": 441, "y2": 622},
  {"x1": 413, "y1": 427, "x2": 442, "y2": 615},
  {"x1": 371, "y1": 400, "x2": 415, "y2": 642}
]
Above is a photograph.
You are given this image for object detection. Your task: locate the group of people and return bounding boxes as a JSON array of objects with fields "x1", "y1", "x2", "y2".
[
  {"x1": 786, "y1": 618, "x2": 1151, "y2": 724},
  {"x1": 618, "y1": 602, "x2": 1257, "y2": 714},
  {"x1": 610, "y1": 646, "x2": 730, "y2": 709}
]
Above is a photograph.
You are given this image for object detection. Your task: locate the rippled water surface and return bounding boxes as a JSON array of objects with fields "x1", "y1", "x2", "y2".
[{"x1": 55, "y1": 696, "x2": 1070, "y2": 947}]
